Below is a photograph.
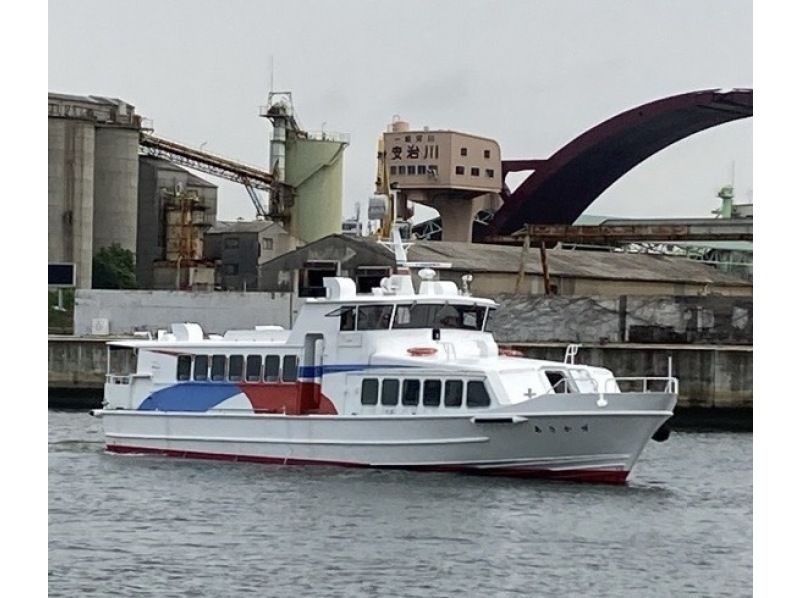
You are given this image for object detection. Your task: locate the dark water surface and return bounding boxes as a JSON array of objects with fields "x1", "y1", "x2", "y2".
[{"x1": 49, "y1": 410, "x2": 752, "y2": 597}]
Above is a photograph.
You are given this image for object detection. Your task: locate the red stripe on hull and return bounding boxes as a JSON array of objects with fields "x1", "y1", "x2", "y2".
[{"x1": 105, "y1": 445, "x2": 629, "y2": 485}]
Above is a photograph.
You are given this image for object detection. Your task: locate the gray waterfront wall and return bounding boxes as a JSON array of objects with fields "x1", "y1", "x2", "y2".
[
  {"x1": 491, "y1": 295, "x2": 752, "y2": 345},
  {"x1": 74, "y1": 290, "x2": 293, "y2": 336}
]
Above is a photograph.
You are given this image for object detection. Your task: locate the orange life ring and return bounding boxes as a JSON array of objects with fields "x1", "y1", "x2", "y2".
[{"x1": 407, "y1": 347, "x2": 438, "y2": 356}]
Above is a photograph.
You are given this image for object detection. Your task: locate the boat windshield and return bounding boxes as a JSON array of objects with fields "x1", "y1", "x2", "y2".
[
  {"x1": 107, "y1": 346, "x2": 137, "y2": 376},
  {"x1": 393, "y1": 303, "x2": 487, "y2": 331}
]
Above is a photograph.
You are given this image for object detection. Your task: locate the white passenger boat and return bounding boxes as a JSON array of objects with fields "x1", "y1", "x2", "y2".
[{"x1": 93, "y1": 233, "x2": 677, "y2": 484}]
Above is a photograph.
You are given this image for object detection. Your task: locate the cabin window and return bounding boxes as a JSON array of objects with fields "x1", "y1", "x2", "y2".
[
  {"x1": 327, "y1": 305, "x2": 356, "y2": 331},
  {"x1": 545, "y1": 371, "x2": 572, "y2": 394},
  {"x1": 393, "y1": 304, "x2": 430, "y2": 328},
  {"x1": 357, "y1": 305, "x2": 393, "y2": 330},
  {"x1": 265, "y1": 355, "x2": 280, "y2": 382},
  {"x1": 361, "y1": 378, "x2": 379, "y2": 405},
  {"x1": 423, "y1": 380, "x2": 442, "y2": 407},
  {"x1": 444, "y1": 380, "x2": 463, "y2": 407},
  {"x1": 381, "y1": 379, "x2": 399, "y2": 406},
  {"x1": 283, "y1": 355, "x2": 298, "y2": 382},
  {"x1": 177, "y1": 355, "x2": 192, "y2": 381},
  {"x1": 483, "y1": 308, "x2": 496, "y2": 332},
  {"x1": 246, "y1": 355, "x2": 262, "y2": 382},
  {"x1": 466, "y1": 380, "x2": 491, "y2": 408},
  {"x1": 393, "y1": 304, "x2": 486, "y2": 330},
  {"x1": 228, "y1": 355, "x2": 244, "y2": 382},
  {"x1": 402, "y1": 379, "x2": 421, "y2": 406},
  {"x1": 194, "y1": 355, "x2": 209, "y2": 381},
  {"x1": 211, "y1": 355, "x2": 226, "y2": 381}
]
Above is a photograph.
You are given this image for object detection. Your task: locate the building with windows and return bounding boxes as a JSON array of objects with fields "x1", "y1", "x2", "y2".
[
  {"x1": 376, "y1": 119, "x2": 502, "y2": 242},
  {"x1": 204, "y1": 220, "x2": 293, "y2": 291}
]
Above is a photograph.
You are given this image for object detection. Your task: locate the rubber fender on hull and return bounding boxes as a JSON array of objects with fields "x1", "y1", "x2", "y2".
[{"x1": 651, "y1": 423, "x2": 671, "y2": 442}]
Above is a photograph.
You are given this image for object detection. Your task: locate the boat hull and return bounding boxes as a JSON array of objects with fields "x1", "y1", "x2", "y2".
[{"x1": 98, "y1": 393, "x2": 675, "y2": 484}]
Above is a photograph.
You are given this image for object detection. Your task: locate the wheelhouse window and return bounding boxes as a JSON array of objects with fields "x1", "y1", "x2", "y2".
[
  {"x1": 444, "y1": 380, "x2": 463, "y2": 407},
  {"x1": 466, "y1": 380, "x2": 491, "y2": 408},
  {"x1": 381, "y1": 379, "x2": 399, "y2": 406},
  {"x1": 545, "y1": 371, "x2": 572, "y2": 393},
  {"x1": 282, "y1": 355, "x2": 298, "y2": 382},
  {"x1": 484, "y1": 308, "x2": 495, "y2": 332},
  {"x1": 357, "y1": 305, "x2": 393, "y2": 330},
  {"x1": 361, "y1": 378, "x2": 379, "y2": 405},
  {"x1": 246, "y1": 355, "x2": 262, "y2": 382},
  {"x1": 402, "y1": 379, "x2": 420, "y2": 406},
  {"x1": 393, "y1": 303, "x2": 487, "y2": 330},
  {"x1": 326, "y1": 305, "x2": 356, "y2": 331},
  {"x1": 423, "y1": 380, "x2": 442, "y2": 407},
  {"x1": 210, "y1": 355, "x2": 226, "y2": 381},
  {"x1": 177, "y1": 355, "x2": 192, "y2": 381},
  {"x1": 228, "y1": 355, "x2": 244, "y2": 382},
  {"x1": 194, "y1": 355, "x2": 209, "y2": 381}
]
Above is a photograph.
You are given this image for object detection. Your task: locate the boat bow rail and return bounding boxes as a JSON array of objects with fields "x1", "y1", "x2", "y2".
[{"x1": 605, "y1": 376, "x2": 679, "y2": 395}]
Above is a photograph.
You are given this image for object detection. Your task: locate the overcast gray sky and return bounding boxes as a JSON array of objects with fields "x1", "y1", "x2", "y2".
[{"x1": 49, "y1": 0, "x2": 752, "y2": 223}]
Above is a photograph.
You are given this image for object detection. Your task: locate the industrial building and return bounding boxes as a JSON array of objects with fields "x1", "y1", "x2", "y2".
[
  {"x1": 49, "y1": 89, "x2": 354, "y2": 292},
  {"x1": 375, "y1": 118, "x2": 502, "y2": 242},
  {"x1": 137, "y1": 157, "x2": 218, "y2": 289},
  {"x1": 204, "y1": 220, "x2": 292, "y2": 291},
  {"x1": 48, "y1": 93, "x2": 142, "y2": 287},
  {"x1": 257, "y1": 235, "x2": 752, "y2": 298}
]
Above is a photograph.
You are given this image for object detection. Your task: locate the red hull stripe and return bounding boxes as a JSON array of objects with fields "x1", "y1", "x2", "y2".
[{"x1": 106, "y1": 445, "x2": 629, "y2": 484}]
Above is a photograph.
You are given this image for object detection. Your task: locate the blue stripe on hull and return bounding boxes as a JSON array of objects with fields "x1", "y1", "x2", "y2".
[
  {"x1": 297, "y1": 364, "x2": 414, "y2": 379},
  {"x1": 138, "y1": 382, "x2": 241, "y2": 412}
]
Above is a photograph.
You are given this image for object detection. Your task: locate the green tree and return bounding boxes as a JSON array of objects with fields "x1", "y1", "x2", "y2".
[{"x1": 92, "y1": 243, "x2": 138, "y2": 289}]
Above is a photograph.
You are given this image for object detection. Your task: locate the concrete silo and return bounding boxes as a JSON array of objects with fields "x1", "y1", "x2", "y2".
[
  {"x1": 262, "y1": 93, "x2": 348, "y2": 244},
  {"x1": 93, "y1": 124, "x2": 140, "y2": 255},
  {"x1": 48, "y1": 93, "x2": 142, "y2": 288},
  {"x1": 284, "y1": 132, "x2": 348, "y2": 242},
  {"x1": 48, "y1": 115, "x2": 96, "y2": 288}
]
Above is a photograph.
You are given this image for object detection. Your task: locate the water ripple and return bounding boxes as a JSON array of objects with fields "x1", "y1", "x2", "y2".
[{"x1": 49, "y1": 410, "x2": 752, "y2": 597}]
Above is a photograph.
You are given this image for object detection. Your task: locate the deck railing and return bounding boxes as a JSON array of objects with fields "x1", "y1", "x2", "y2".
[{"x1": 606, "y1": 376, "x2": 679, "y2": 395}]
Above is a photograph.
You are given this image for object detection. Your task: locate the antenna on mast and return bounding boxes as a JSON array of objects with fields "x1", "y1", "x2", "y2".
[{"x1": 269, "y1": 55, "x2": 274, "y2": 94}]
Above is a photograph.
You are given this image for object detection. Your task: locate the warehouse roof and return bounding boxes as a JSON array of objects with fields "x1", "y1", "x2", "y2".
[
  {"x1": 207, "y1": 220, "x2": 284, "y2": 235},
  {"x1": 261, "y1": 235, "x2": 751, "y2": 286}
]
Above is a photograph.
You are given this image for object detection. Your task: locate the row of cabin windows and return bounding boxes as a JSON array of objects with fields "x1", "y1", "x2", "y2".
[
  {"x1": 333, "y1": 304, "x2": 492, "y2": 332},
  {"x1": 360, "y1": 378, "x2": 491, "y2": 408},
  {"x1": 176, "y1": 354, "x2": 298, "y2": 383}
]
